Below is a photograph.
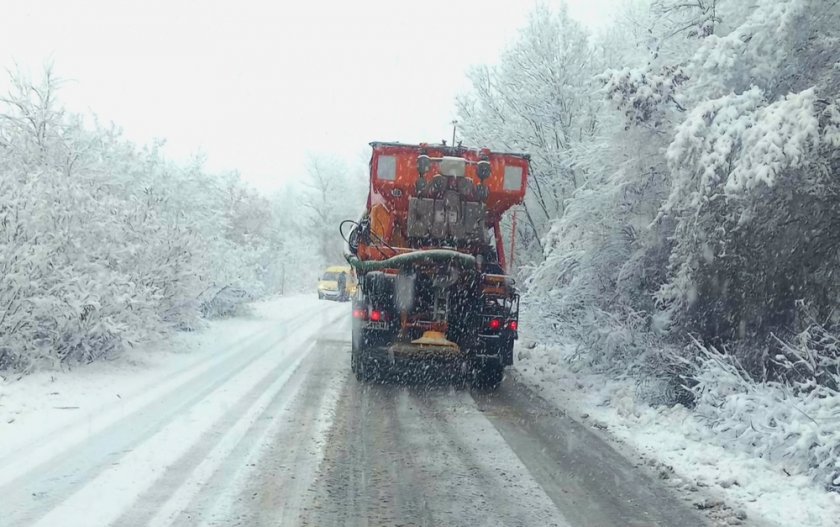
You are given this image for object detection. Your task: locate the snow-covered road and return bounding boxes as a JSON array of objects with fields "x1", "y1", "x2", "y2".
[{"x1": 2, "y1": 296, "x2": 711, "y2": 526}]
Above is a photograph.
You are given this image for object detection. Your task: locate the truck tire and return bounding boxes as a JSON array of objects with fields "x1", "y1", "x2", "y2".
[
  {"x1": 354, "y1": 356, "x2": 366, "y2": 381},
  {"x1": 352, "y1": 322, "x2": 372, "y2": 382},
  {"x1": 473, "y1": 361, "x2": 504, "y2": 390},
  {"x1": 502, "y1": 339, "x2": 514, "y2": 366},
  {"x1": 453, "y1": 360, "x2": 470, "y2": 390},
  {"x1": 352, "y1": 321, "x2": 361, "y2": 352},
  {"x1": 351, "y1": 321, "x2": 362, "y2": 373},
  {"x1": 355, "y1": 352, "x2": 378, "y2": 382}
]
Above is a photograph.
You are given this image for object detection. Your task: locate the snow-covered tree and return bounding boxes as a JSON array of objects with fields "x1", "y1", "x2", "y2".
[
  {"x1": 654, "y1": 0, "x2": 840, "y2": 347},
  {"x1": 456, "y1": 3, "x2": 603, "y2": 264},
  {"x1": 460, "y1": 0, "x2": 840, "y2": 386},
  {"x1": 300, "y1": 153, "x2": 367, "y2": 265},
  {"x1": 0, "y1": 68, "x2": 298, "y2": 371}
]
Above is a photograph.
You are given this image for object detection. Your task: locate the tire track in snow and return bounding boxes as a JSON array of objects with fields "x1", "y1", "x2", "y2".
[
  {"x1": 2, "y1": 301, "x2": 345, "y2": 527},
  {"x1": 115, "y1": 341, "x2": 316, "y2": 527},
  {"x1": 0, "y1": 320, "x2": 278, "y2": 487},
  {"x1": 182, "y1": 337, "x2": 349, "y2": 526},
  {"x1": 408, "y1": 388, "x2": 569, "y2": 527},
  {"x1": 114, "y1": 320, "x2": 350, "y2": 527},
  {"x1": 472, "y1": 378, "x2": 711, "y2": 527},
  {"x1": 301, "y1": 381, "x2": 569, "y2": 527}
]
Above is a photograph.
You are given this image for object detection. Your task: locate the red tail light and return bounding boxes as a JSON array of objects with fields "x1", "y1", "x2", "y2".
[
  {"x1": 352, "y1": 308, "x2": 367, "y2": 319},
  {"x1": 507, "y1": 320, "x2": 518, "y2": 331},
  {"x1": 488, "y1": 318, "x2": 502, "y2": 330},
  {"x1": 370, "y1": 310, "x2": 383, "y2": 322}
]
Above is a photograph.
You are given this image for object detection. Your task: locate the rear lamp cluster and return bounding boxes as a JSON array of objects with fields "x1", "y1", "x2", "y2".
[
  {"x1": 353, "y1": 309, "x2": 385, "y2": 321},
  {"x1": 486, "y1": 318, "x2": 518, "y2": 331}
]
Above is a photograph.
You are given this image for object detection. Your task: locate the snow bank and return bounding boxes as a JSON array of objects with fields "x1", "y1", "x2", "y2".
[
  {"x1": 690, "y1": 339, "x2": 840, "y2": 491},
  {"x1": 515, "y1": 338, "x2": 840, "y2": 527},
  {"x1": 0, "y1": 294, "x2": 320, "y2": 479}
]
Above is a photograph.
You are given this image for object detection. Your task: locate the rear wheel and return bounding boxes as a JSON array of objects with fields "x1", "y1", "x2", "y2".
[
  {"x1": 351, "y1": 320, "x2": 361, "y2": 373},
  {"x1": 472, "y1": 361, "x2": 504, "y2": 390},
  {"x1": 352, "y1": 323, "x2": 376, "y2": 382},
  {"x1": 453, "y1": 360, "x2": 470, "y2": 390},
  {"x1": 354, "y1": 356, "x2": 365, "y2": 381},
  {"x1": 501, "y1": 337, "x2": 514, "y2": 366},
  {"x1": 355, "y1": 352, "x2": 378, "y2": 382}
]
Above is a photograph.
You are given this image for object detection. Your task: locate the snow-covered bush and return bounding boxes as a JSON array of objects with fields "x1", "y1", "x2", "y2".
[
  {"x1": 690, "y1": 336, "x2": 840, "y2": 489},
  {"x1": 200, "y1": 286, "x2": 254, "y2": 319},
  {"x1": 0, "y1": 69, "x2": 295, "y2": 372},
  {"x1": 651, "y1": 0, "x2": 840, "y2": 350},
  {"x1": 460, "y1": 0, "x2": 840, "y2": 382},
  {"x1": 658, "y1": 88, "x2": 840, "y2": 350},
  {"x1": 460, "y1": 0, "x2": 840, "y2": 491}
]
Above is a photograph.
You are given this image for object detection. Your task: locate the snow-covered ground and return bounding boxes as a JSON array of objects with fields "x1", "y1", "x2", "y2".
[
  {"x1": 1, "y1": 312, "x2": 265, "y2": 466},
  {"x1": 0, "y1": 294, "x2": 348, "y2": 526},
  {"x1": 0, "y1": 297, "x2": 295, "y2": 470},
  {"x1": 6, "y1": 293, "x2": 839, "y2": 526},
  {"x1": 514, "y1": 338, "x2": 840, "y2": 527}
]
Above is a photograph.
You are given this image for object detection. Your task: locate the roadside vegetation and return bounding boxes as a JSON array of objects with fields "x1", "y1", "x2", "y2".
[
  {"x1": 0, "y1": 69, "x2": 362, "y2": 372},
  {"x1": 457, "y1": 0, "x2": 840, "y2": 489}
]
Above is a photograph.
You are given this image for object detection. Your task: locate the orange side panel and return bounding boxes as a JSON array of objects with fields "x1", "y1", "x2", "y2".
[
  {"x1": 360, "y1": 143, "x2": 529, "y2": 262},
  {"x1": 369, "y1": 203, "x2": 393, "y2": 242},
  {"x1": 369, "y1": 144, "x2": 528, "y2": 222}
]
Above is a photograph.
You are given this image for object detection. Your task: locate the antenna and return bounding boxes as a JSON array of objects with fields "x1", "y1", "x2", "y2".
[{"x1": 451, "y1": 120, "x2": 458, "y2": 147}]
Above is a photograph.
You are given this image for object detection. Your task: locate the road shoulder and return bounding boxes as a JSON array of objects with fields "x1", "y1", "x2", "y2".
[
  {"x1": 513, "y1": 341, "x2": 840, "y2": 527},
  {"x1": 474, "y1": 377, "x2": 711, "y2": 527}
]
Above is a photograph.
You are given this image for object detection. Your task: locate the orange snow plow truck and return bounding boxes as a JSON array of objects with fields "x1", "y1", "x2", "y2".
[{"x1": 343, "y1": 142, "x2": 528, "y2": 389}]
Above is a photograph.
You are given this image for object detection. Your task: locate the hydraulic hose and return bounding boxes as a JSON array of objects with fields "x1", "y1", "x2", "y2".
[{"x1": 345, "y1": 249, "x2": 476, "y2": 272}]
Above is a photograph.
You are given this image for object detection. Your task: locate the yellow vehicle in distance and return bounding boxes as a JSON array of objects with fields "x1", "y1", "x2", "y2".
[{"x1": 317, "y1": 265, "x2": 356, "y2": 301}]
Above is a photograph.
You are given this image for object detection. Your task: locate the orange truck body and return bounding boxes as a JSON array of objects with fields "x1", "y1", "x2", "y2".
[
  {"x1": 359, "y1": 142, "x2": 529, "y2": 267},
  {"x1": 348, "y1": 141, "x2": 529, "y2": 388}
]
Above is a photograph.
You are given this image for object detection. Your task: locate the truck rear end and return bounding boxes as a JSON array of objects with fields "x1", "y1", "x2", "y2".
[{"x1": 345, "y1": 142, "x2": 528, "y2": 388}]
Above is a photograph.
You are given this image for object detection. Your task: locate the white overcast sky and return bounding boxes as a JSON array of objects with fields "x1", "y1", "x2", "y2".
[{"x1": 0, "y1": 0, "x2": 617, "y2": 192}]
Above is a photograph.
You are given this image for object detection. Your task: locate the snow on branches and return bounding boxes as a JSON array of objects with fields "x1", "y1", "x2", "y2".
[
  {"x1": 0, "y1": 69, "x2": 291, "y2": 372},
  {"x1": 459, "y1": 0, "x2": 840, "y2": 491},
  {"x1": 726, "y1": 89, "x2": 821, "y2": 193},
  {"x1": 601, "y1": 65, "x2": 688, "y2": 130},
  {"x1": 663, "y1": 86, "x2": 823, "y2": 211}
]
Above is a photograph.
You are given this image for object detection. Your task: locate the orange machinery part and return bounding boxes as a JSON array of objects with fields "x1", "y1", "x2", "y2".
[{"x1": 360, "y1": 142, "x2": 529, "y2": 262}]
